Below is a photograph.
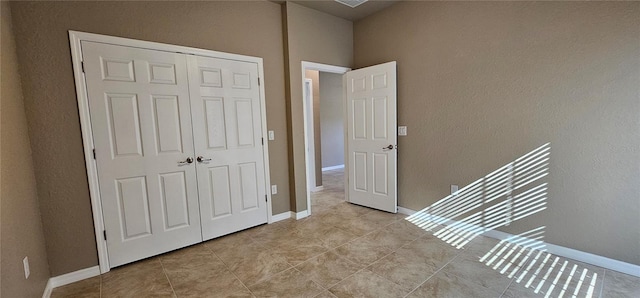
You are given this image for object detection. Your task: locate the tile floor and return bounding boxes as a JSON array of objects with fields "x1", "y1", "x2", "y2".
[{"x1": 52, "y1": 170, "x2": 640, "y2": 297}]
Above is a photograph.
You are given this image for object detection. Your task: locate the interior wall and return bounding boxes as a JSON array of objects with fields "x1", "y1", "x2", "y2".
[
  {"x1": 304, "y1": 70, "x2": 323, "y2": 187},
  {"x1": 354, "y1": 1, "x2": 640, "y2": 265},
  {"x1": 283, "y1": 2, "x2": 353, "y2": 212},
  {"x1": 319, "y1": 72, "x2": 344, "y2": 168},
  {"x1": 10, "y1": 0, "x2": 288, "y2": 276},
  {"x1": 1, "y1": 2, "x2": 51, "y2": 297}
]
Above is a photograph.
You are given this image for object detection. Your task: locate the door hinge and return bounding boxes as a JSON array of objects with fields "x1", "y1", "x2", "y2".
[
  {"x1": 258, "y1": 77, "x2": 261, "y2": 86},
  {"x1": 92, "y1": 149, "x2": 96, "y2": 159},
  {"x1": 261, "y1": 138, "x2": 264, "y2": 145},
  {"x1": 265, "y1": 195, "x2": 268, "y2": 202},
  {"x1": 103, "y1": 230, "x2": 107, "y2": 241},
  {"x1": 81, "y1": 61, "x2": 85, "y2": 73}
]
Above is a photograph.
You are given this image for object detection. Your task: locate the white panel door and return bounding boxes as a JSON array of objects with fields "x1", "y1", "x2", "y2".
[
  {"x1": 82, "y1": 41, "x2": 202, "y2": 267},
  {"x1": 187, "y1": 55, "x2": 268, "y2": 240},
  {"x1": 345, "y1": 62, "x2": 397, "y2": 213}
]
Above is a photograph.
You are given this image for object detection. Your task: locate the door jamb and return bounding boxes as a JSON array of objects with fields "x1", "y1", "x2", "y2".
[
  {"x1": 69, "y1": 31, "x2": 274, "y2": 273},
  {"x1": 304, "y1": 78, "x2": 319, "y2": 194},
  {"x1": 300, "y1": 61, "x2": 350, "y2": 217}
]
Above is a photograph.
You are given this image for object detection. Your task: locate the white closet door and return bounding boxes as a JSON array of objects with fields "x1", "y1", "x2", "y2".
[
  {"x1": 187, "y1": 55, "x2": 268, "y2": 240},
  {"x1": 82, "y1": 41, "x2": 202, "y2": 267}
]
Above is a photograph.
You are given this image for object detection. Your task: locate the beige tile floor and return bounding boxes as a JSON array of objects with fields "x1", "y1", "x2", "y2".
[{"x1": 52, "y1": 169, "x2": 640, "y2": 297}]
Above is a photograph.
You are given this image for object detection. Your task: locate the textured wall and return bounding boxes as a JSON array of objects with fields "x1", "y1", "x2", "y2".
[
  {"x1": 355, "y1": 1, "x2": 640, "y2": 265},
  {"x1": 283, "y1": 2, "x2": 352, "y2": 212},
  {"x1": 319, "y1": 72, "x2": 344, "y2": 168},
  {"x1": 1, "y1": 2, "x2": 51, "y2": 297},
  {"x1": 10, "y1": 0, "x2": 288, "y2": 276}
]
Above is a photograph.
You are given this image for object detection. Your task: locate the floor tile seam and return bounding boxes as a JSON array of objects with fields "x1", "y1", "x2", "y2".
[
  {"x1": 223, "y1": 259, "x2": 256, "y2": 298},
  {"x1": 598, "y1": 269, "x2": 606, "y2": 298},
  {"x1": 439, "y1": 264, "x2": 508, "y2": 297},
  {"x1": 241, "y1": 261, "x2": 296, "y2": 290},
  {"x1": 158, "y1": 256, "x2": 179, "y2": 298},
  {"x1": 499, "y1": 269, "x2": 516, "y2": 298},
  {"x1": 324, "y1": 264, "x2": 376, "y2": 295},
  {"x1": 403, "y1": 253, "x2": 461, "y2": 297},
  {"x1": 362, "y1": 262, "x2": 416, "y2": 295},
  {"x1": 214, "y1": 243, "x2": 294, "y2": 290},
  {"x1": 291, "y1": 266, "x2": 330, "y2": 292}
]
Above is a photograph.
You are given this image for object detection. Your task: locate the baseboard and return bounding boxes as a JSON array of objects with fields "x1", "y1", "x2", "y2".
[
  {"x1": 42, "y1": 279, "x2": 54, "y2": 298},
  {"x1": 42, "y1": 265, "x2": 100, "y2": 298},
  {"x1": 271, "y1": 210, "x2": 309, "y2": 222},
  {"x1": 397, "y1": 206, "x2": 416, "y2": 216},
  {"x1": 271, "y1": 211, "x2": 292, "y2": 223},
  {"x1": 295, "y1": 210, "x2": 309, "y2": 220},
  {"x1": 311, "y1": 185, "x2": 324, "y2": 192},
  {"x1": 322, "y1": 164, "x2": 344, "y2": 171},
  {"x1": 397, "y1": 206, "x2": 640, "y2": 278}
]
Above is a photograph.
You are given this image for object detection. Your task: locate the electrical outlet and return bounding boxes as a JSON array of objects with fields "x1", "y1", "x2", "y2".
[
  {"x1": 451, "y1": 184, "x2": 459, "y2": 195},
  {"x1": 271, "y1": 185, "x2": 278, "y2": 195},
  {"x1": 268, "y1": 130, "x2": 275, "y2": 140},
  {"x1": 23, "y1": 257, "x2": 30, "y2": 279}
]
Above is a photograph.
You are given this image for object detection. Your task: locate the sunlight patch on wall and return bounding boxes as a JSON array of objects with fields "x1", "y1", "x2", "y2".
[{"x1": 406, "y1": 143, "x2": 551, "y2": 249}]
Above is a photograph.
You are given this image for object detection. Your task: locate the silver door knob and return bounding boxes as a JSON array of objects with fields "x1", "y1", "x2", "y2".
[
  {"x1": 197, "y1": 156, "x2": 212, "y2": 163},
  {"x1": 178, "y1": 157, "x2": 194, "y2": 165},
  {"x1": 383, "y1": 145, "x2": 395, "y2": 150}
]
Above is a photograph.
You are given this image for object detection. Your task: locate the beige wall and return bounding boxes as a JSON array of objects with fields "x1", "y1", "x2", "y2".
[
  {"x1": 283, "y1": 2, "x2": 352, "y2": 212},
  {"x1": 10, "y1": 0, "x2": 288, "y2": 276},
  {"x1": 355, "y1": 1, "x2": 640, "y2": 265},
  {"x1": 305, "y1": 70, "x2": 323, "y2": 187},
  {"x1": 1, "y1": 2, "x2": 51, "y2": 296},
  {"x1": 319, "y1": 72, "x2": 344, "y2": 168}
]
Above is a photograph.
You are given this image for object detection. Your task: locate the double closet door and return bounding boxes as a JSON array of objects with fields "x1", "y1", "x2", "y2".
[{"x1": 82, "y1": 41, "x2": 268, "y2": 268}]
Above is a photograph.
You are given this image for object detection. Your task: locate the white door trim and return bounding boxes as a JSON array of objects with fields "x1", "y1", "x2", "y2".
[
  {"x1": 69, "y1": 31, "x2": 273, "y2": 273},
  {"x1": 300, "y1": 61, "x2": 350, "y2": 217},
  {"x1": 304, "y1": 79, "x2": 318, "y2": 193}
]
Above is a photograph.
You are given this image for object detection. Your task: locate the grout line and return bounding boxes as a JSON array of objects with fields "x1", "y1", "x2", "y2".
[
  {"x1": 158, "y1": 258, "x2": 178, "y2": 297},
  {"x1": 403, "y1": 253, "x2": 462, "y2": 298},
  {"x1": 598, "y1": 269, "x2": 606, "y2": 298}
]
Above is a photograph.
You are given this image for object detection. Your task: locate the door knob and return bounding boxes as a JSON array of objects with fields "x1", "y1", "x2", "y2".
[
  {"x1": 383, "y1": 145, "x2": 395, "y2": 150},
  {"x1": 197, "y1": 156, "x2": 212, "y2": 163},
  {"x1": 178, "y1": 157, "x2": 194, "y2": 165}
]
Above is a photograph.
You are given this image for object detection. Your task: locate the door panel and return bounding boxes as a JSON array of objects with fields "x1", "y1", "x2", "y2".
[
  {"x1": 82, "y1": 41, "x2": 202, "y2": 267},
  {"x1": 187, "y1": 55, "x2": 268, "y2": 241},
  {"x1": 345, "y1": 62, "x2": 398, "y2": 213}
]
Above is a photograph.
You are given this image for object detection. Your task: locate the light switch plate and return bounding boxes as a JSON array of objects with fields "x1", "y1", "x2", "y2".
[
  {"x1": 451, "y1": 184, "x2": 459, "y2": 194},
  {"x1": 398, "y1": 126, "x2": 407, "y2": 136},
  {"x1": 271, "y1": 185, "x2": 278, "y2": 195},
  {"x1": 268, "y1": 130, "x2": 275, "y2": 140}
]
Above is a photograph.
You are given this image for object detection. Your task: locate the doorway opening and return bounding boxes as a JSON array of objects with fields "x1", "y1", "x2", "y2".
[{"x1": 301, "y1": 62, "x2": 350, "y2": 216}]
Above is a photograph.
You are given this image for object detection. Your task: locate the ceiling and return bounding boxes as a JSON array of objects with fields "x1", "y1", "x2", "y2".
[{"x1": 284, "y1": 0, "x2": 399, "y2": 21}]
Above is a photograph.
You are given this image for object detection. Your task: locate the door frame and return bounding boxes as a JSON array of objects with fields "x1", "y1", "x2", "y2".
[
  {"x1": 303, "y1": 78, "x2": 321, "y2": 193},
  {"x1": 300, "y1": 61, "x2": 350, "y2": 217},
  {"x1": 69, "y1": 31, "x2": 274, "y2": 273}
]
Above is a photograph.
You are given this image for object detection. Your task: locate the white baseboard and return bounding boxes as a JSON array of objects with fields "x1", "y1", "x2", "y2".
[
  {"x1": 311, "y1": 185, "x2": 324, "y2": 192},
  {"x1": 295, "y1": 210, "x2": 309, "y2": 220},
  {"x1": 271, "y1": 211, "x2": 292, "y2": 223},
  {"x1": 398, "y1": 206, "x2": 416, "y2": 216},
  {"x1": 42, "y1": 279, "x2": 53, "y2": 298},
  {"x1": 42, "y1": 265, "x2": 100, "y2": 298},
  {"x1": 322, "y1": 164, "x2": 344, "y2": 172},
  {"x1": 397, "y1": 206, "x2": 640, "y2": 278},
  {"x1": 271, "y1": 210, "x2": 310, "y2": 222}
]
